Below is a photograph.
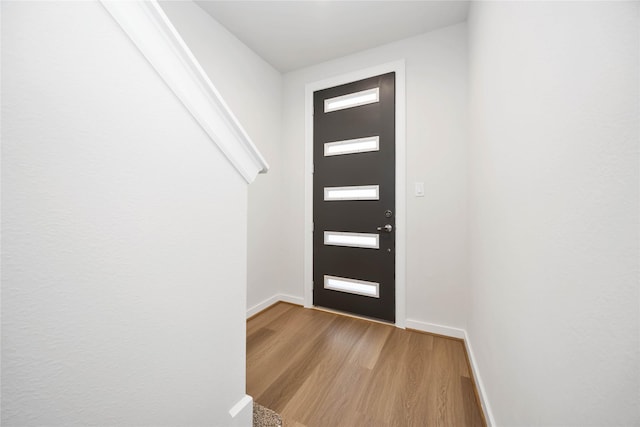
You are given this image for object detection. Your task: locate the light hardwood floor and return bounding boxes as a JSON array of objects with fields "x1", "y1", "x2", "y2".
[{"x1": 247, "y1": 302, "x2": 485, "y2": 427}]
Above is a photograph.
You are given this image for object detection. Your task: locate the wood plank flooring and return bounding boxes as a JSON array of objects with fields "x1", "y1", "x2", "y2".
[{"x1": 247, "y1": 303, "x2": 485, "y2": 427}]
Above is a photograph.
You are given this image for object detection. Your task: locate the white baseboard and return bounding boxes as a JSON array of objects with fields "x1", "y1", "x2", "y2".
[
  {"x1": 278, "y1": 293, "x2": 305, "y2": 306},
  {"x1": 405, "y1": 318, "x2": 466, "y2": 339},
  {"x1": 228, "y1": 394, "x2": 253, "y2": 426},
  {"x1": 463, "y1": 331, "x2": 496, "y2": 427},
  {"x1": 247, "y1": 293, "x2": 305, "y2": 318},
  {"x1": 247, "y1": 295, "x2": 280, "y2": 318}
]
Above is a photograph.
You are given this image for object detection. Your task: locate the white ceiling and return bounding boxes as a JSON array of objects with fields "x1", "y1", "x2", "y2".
[{"x1": 195, "y1": 1, "x2": 470, "y2": 73}]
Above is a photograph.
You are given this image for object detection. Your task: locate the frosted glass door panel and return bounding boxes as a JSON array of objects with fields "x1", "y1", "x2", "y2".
[
  {"x1": 324, "y1": 88, "x2": 379, "y2": 112},
  {"x1": 324, "y1": 231, "x2": 379, "y2": 249},
  {"x1": 324, "y1": 185, "x2": 379, "y2": 201},
  {"x1": 324, "y1": 275, "x2": 380, "y2": 298},
  {"x1": 324, "y1": 136, "x2": 379, "y2": 157}
]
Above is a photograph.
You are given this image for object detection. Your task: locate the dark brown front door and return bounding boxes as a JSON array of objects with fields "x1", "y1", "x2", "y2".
[{"x1": 313, "y1": 72, "x2": 396, "y2": 322}]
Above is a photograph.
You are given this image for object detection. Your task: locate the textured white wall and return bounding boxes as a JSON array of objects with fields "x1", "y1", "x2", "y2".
[
  {"x1": 159, "y1": 1, "x2": 284, "y2": 312},
  {"x1": 281, "y1": 24, "x2": 469, "y2": 328},
  {"x1": 467, "y1": 2, "x2": 640, "y2": 425},
  {"x1": 2, "y1": 1, "x2": 250, "y2": 425}
]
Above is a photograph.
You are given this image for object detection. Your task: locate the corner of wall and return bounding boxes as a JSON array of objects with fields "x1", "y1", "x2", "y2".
[{"x1": 247, "y1": 293, "x2": 305, "y2": 318}]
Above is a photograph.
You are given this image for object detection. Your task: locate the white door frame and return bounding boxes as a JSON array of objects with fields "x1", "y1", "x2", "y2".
[{"x1": 303, "y1": 60, "x2": 406, "y2": 328}]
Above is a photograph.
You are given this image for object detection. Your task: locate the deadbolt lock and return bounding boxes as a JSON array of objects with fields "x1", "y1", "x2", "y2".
[{"x1": 384, "y1": 209, "x2": 393, "y2": 218}]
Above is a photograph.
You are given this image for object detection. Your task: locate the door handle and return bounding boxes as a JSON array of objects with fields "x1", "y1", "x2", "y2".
[{"x1": 377, "y1": 224, "x2": 393, "y2": 233}]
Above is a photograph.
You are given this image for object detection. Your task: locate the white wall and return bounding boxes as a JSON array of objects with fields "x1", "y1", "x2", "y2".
[
  {"x1": 159, "y1": 1, "x2": 284, "y2": 312},
  {"x1": 281, "y1": 24, "x2": 469, "y2": 328},
  {"x1": 467, "y1": 2, "x2": 640, "y2": 425},
  {"x1": 2, "y1": 1, "x2": 251, "y2": 425}
]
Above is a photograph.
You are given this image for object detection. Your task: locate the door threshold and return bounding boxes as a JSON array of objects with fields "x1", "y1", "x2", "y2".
[{"x1": 311, "y1": 305, "x2": 396, "y2": 327}]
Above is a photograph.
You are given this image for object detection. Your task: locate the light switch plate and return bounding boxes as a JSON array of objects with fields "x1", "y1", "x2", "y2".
[{"x1": 415, "y1": 182, "x2": 425, "y2": 197}]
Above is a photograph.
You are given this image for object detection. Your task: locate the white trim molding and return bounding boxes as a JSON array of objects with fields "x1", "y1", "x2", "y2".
[
  {"x1": 247, "y1": 294, "x2": 305, "y2": 318},
  {"x1": 304, "y1": 60, "x2": 407, "y2": 328},
  {"x1": 228, "y1": 394, "x2": 252, "y2": 418},
  {"x1": 101, "y1": 0, "x2": 268, "y2": 183},
  {"x1": 405, "y1": 319, "x2": 466, "y2": 339},
  {"x1": 464, "y1": 332, "x2": 496, "y2": 426},
  {"x1": 228, "y1": 394, "x2": 253, "y2": 426}
]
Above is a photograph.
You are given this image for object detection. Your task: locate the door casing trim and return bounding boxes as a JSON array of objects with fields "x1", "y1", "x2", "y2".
[{"x1": 304, "y1": 60, "x2": 407, "y2": 328}]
